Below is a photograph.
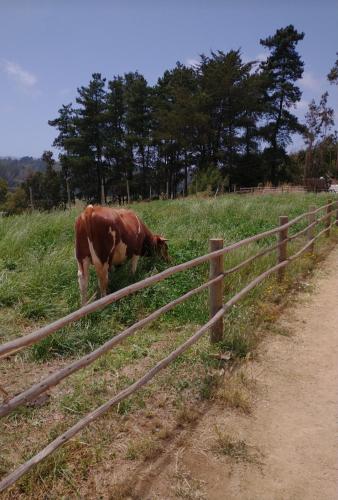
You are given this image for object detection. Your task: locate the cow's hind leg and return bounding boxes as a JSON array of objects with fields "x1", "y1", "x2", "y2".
[
  {"x1": 78, "y1": 257, "x2": 90, "y2": 306},
  {"x1": 95, "y1": 262, "x2": 109, "y2": 298},
  {"x1": 131, "y1": 255, "x2": 140, "y2": 275}
]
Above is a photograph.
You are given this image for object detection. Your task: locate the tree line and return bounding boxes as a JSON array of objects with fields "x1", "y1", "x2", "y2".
[{"x1": 1, "y1": 27, "x2": 337, "y2": 213}]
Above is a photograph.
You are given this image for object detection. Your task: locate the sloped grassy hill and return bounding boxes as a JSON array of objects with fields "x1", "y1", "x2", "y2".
[{"x1": 0, "y1": 193, "x2": 333, "y2": 361}]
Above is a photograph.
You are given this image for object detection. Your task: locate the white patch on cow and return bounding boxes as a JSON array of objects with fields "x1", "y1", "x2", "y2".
[
  {"x1": 131, "y1": 254, "x2": 140, "y2": 274},
  {"x1": 108, "y1": 227, "x2": 116, "y2": 249},
  {"x1": 77, "y1": 257, "x2": 90, "y2": 306},
  {"x1": 135, "y1": 215, "x2": 141, "y2": 235},
  {"x1": 87, "y1": 238, "x2": 101, "y2": 268},
  {"x1": 87, "y1": 238, "x2": 110, "y2": 297}
]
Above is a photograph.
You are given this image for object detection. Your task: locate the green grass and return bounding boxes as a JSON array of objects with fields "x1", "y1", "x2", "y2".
[{"x1": 0, "y1": 193, "x2": 336, "y2": 362}]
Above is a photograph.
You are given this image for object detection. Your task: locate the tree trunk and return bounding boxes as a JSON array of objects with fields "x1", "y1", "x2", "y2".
[
  {"x1": 305, "y1": 141, "x2": 313, "y2": 179},
  {"x1": 66, "y1": 177, "x2": 71, "y2": 209},
  {"x1": 184, "y1": 156, "x2": 188, "y2": 196},
  {"x1": 100, "y1": 177, "x2": 105, "y2": 205},
  {"x1": 126, "y1": 178, "x2": 130, "y2": 204},
  {"x1": 29, "y1": 187, "x2": 34, "y2": 210}
]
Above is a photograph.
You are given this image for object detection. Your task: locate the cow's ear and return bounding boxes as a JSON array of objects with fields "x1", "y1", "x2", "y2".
[{"x1": 158, "y1": 236, "x2": 169, "y2": 242}]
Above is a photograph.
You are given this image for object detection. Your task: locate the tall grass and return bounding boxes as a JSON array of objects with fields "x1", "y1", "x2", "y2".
[{"x1": 0, "y1": 193, "x2": 335, "y2": 360}]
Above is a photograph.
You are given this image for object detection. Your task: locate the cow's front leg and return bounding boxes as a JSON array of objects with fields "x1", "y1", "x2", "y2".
[
  {"x1": 78, "y1": 257, "x2": 90, "y2": 306},
  {"x1": 131, "y1": 255, "x2": 140, "y2": 275},
  {"x1": 95, "y1": 262, "x2": 109, "y2": 297}
]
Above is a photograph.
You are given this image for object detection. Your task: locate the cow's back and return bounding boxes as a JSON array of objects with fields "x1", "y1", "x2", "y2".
[{"x1": 76, "y1": 206, "x2": 146, "y2": 269}]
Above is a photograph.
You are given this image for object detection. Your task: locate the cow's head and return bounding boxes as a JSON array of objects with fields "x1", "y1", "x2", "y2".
[{"x1": 153, "y1": 235, "x2": 170, "y2": 262}]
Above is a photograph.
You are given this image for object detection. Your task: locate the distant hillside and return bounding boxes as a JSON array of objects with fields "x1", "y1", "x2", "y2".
[{"x1": 0, "y1": 157, "x2": 46, "y2": 188}]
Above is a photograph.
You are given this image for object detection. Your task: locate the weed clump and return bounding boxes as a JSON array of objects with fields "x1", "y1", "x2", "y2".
[
  {"x1": 126, "y1": 436, "x2": 163, "y2": 461},
  {"x1": 216, "y1": 371, "x2": 254, "y2": 413},
  {"x1": 212, "y1": 427, "x2": 250, "y2": 461}
]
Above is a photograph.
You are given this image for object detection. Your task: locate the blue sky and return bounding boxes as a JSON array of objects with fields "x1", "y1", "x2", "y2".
[{"x1": 0, "y1": 0, "x2": 337, "y2": 158}]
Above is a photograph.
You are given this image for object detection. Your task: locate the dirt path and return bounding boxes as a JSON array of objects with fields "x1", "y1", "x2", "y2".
[{"x1": 141, "y1": 247, "x2": 338, "y2": 500}]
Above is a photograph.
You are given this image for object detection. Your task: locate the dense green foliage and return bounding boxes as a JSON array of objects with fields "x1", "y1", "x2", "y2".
[
  {"x1": 48, "y1": 25, "x2": 309, "y2": 202},
  {"x1": 0, "y1": 178, "x2": 8, "y2": 205},
  {"x1": 0, "y1": 193, "x2": 334, "y2": 361}
]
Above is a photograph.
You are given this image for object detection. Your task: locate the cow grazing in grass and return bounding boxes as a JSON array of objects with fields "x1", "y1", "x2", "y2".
[{"x1": 75, "y1": 205, "x2": 169, "y2": 305}]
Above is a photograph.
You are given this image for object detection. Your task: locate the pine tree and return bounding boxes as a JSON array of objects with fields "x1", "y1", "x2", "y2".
[
  {"x1": 48, "y1": 103, "x2": 77, "y2": 204},
  {"x1": 41, "y1": 151, "x2": 62, "y2": 209},
  {"x1": 153, "y1": 63, "x2": 198, "y2": 197},
  {"x1": 260, "y1": 25, "x2": 305, "y2": 183},
  {"x1": 105, "y1": 76, "x2": 128, "y2": 201},
  {"x1": 74, "y1": 73, "x2": 107, "y2": 201},
  {"x1": 124, "y1": 72, "x2": 152, "y2": 198},
  {"x1": 197, "y1": 50, "x2": 264, "y2": 186}
]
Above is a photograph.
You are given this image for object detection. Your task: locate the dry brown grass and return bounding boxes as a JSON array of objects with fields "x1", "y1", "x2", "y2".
[
  {"x1": 215, "y1": 370, "x2": 254, "y2": 413},
  {"x1": 212, "y1": 426, "x2": 262, "y2": 465},
  {"x1": 108, "y1": 482, "x2": 134, "y2": 500},
  {"x1": 212, "y1": 428, "x2": 251, "y2": 461},
  {"x1": 173, "y1": 469, "x2": 206, "y2": 499},
  {"x1": 176, "y1": 406, "x2": 200, "y2": 428},
  {"x1": 125, "y1": 436, "x2": 163, "y2": 461}
]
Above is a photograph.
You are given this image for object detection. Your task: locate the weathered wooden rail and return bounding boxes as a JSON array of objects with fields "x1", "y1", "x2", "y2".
[
  {"x1": 0, "y1": 200, "x2": 337, "y2": 492},
  {"x1": 236, "y1": 185, "x2": 306, "y2": 195}
]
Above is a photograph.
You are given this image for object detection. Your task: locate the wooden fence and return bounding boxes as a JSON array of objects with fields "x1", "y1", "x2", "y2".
[
  {"x1": 236, "y1": 185, "x2": 306, "y2": 195},
  {"x1": 0, "y1": 200, "x2": 338, "y2": 492}
]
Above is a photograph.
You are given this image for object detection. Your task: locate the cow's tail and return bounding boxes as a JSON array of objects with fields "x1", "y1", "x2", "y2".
[{"x1": 83, "y1": 204, "x2": 95, "y2": 244}]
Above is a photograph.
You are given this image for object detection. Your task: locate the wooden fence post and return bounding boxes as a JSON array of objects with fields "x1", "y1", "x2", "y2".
[
  {"x1": 325, "y1": 199, "x2": 332, "y2": 237},
  {"x1": 209, "y1": 238, "x2": 224, "y2": 343},
  {"x1": 308, "y1": 205, "x2": 316, "y2": 253},
  {"x1": 335, "y1": 200, "x2": 338, "y2": 227},
  {"x1": 277, "y1": 216, "x2": 288, "y2": 281}
]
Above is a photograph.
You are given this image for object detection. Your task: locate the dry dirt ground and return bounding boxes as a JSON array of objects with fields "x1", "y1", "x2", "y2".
[{"x1": 133, "y1": 247, "x2": 338, "y2": 500}]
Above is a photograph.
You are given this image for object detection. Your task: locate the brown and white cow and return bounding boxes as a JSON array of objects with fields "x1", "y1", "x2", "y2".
[{"x1": 75, "y1": 205, "x2": 169, "y2": 305}]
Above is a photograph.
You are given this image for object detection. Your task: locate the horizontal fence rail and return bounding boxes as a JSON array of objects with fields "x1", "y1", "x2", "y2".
[
  {"x1": 0, "y1": 275, "x2": 223, "y2": 417},
  {"x1": 0, "y1": 199, "x2": 337, "y2": 493},
  {"x1": 236, "y1": 185, "x2": 306, "y2": 195}
]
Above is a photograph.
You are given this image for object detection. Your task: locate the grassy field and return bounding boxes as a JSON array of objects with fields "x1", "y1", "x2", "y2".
[{"x1": 0, "y1": 193, "x2": 337, "y2": 498}]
